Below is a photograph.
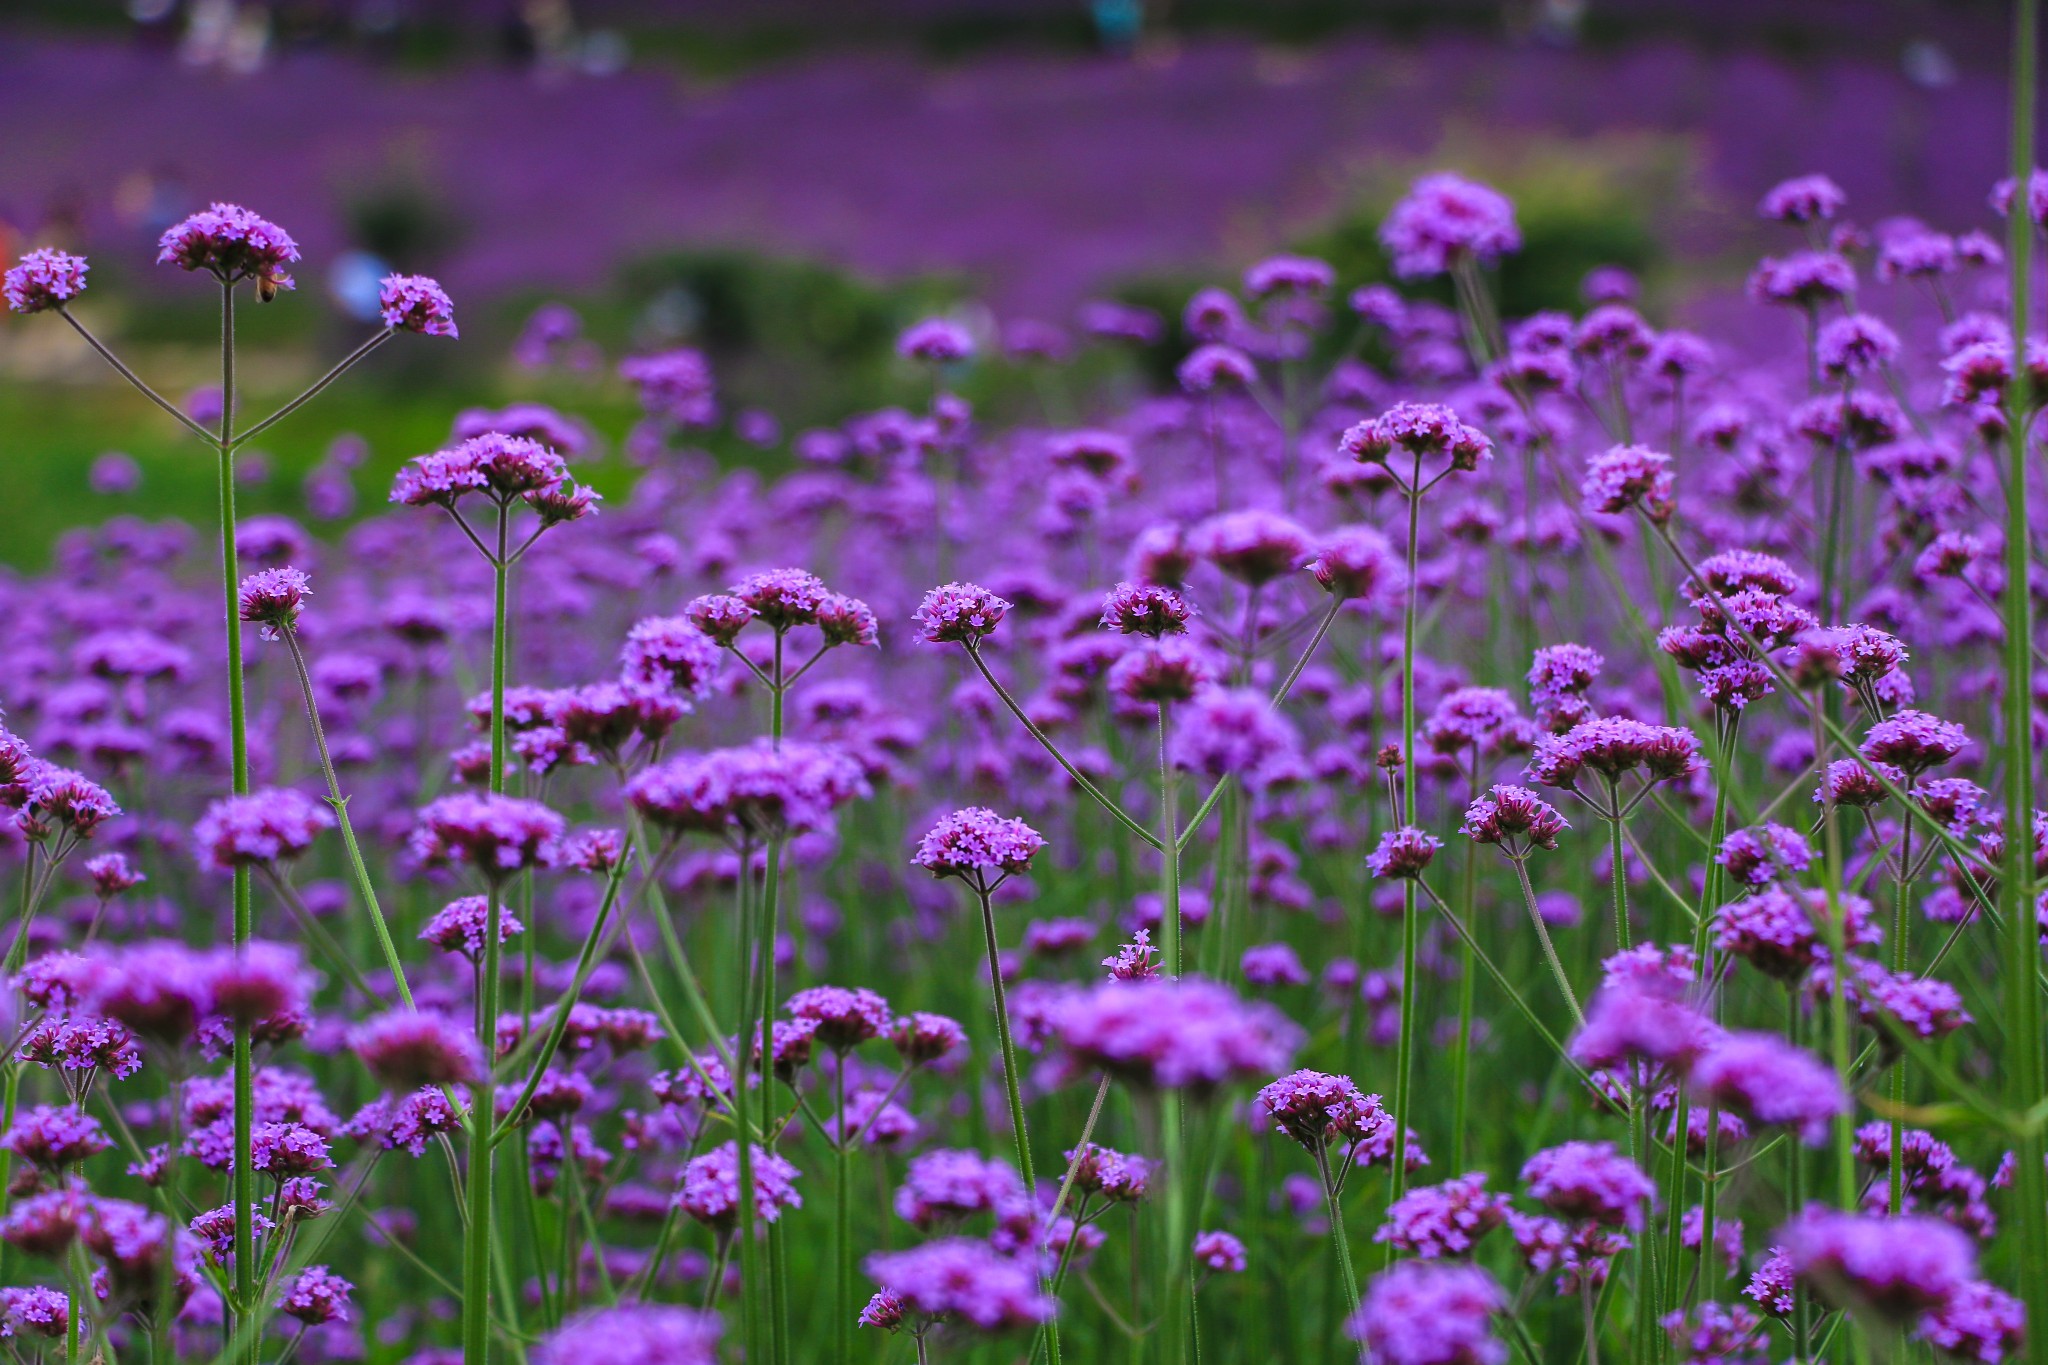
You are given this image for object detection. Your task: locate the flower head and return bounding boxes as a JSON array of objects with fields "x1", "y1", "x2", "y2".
[
  {"x1": 157, "y1": 203, "x2": 300, "y2": 290},
  {"x1": 1346, "y1": 1261, "x2": 1508, "y2": 1365},
  {"x1": 378, "y1": 274, "x2": 458, "y2": 337},
  {"x1": 914, "y1": 583, "x2": 1013, "y2": 645},
  {"x1": 1380, "y1": 173, "x2": 1521, "y2": 278},
  {"x1": 4, "y1": 248, "x2": 88, "y2": 314}
]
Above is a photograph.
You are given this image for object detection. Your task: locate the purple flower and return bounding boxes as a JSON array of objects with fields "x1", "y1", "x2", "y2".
[
  {"x1": 1919, "y1": 1280, "x2": 2025, "y2": 1363},
  {"x1": 1758, "y1": 173, "x2": 1847, "y2": 223},
  {"x1": 156, "y1": 203, "x2": 299, "y2": 290},
  {"x1": 1309, "y1": 525, "x2": 1404, "y2": 601},
  {"x1": 1748, "y1": 252, "x2": 1856, "y2": 309},
  {"x1": 194, "y1": 789, "x2": 334, "y2": 870},
  {"x1": 620, "y1": 616, "x2": 722, "y2": 696},
  {"x1": 1380, "y1": 173, "x2": 1521, "y2": 278},
  {"x1": 1341, "y1": 403, "x2": 1493, "y2": 476},
  {"x1": 237, "y1": 567, "x2": 311, "y2": 638},
  {"x1": 889, "y1": 1012, "x2": 968, "y2": 1066},
  {"x1": 1581, "y1": 444, "x2": 1675, "y2": 522},
  {"x1": 1712, "y1": 886, "x2": 1878, "y2": 980},
  {"x1": 914, "y1": 582, "x2": 1014, "y2": 645},
  {"x1": 1100, "y1": 581, "x2": 1195, "y2": 637},
  {"x1": 1179, "y1": 343, "x2": 1258, "y2": 391},
  {"x1": 378, "y1": 274, "x2": 458, "y2": 337},
  {"x1": 276, "y1": 1265, "x2": 352, "y2": 1325},
  {"x1": 893, "y1": 1148, "x2": 1024, "y2": 1227},
  {"x1": 1688, "y1": 1031, "x2": 1847, "y2": 1145},
  {"x1": 1240, "y1": 942, "x2": 1310, "y2": 988},
  {"x1": 1191, "y1": 510, "x2": 1313, "y2": 585},
  {"x1": 676, "y1": 1141, "x2": 802, "y2": 1231},
  {"x1": 1256, "y1": 1069, "x2": 1393, "y2": 1151},
  {"x1": 4, "y1": 248, "x2": 88, "y2": 314},
  {"x1": 1346, "y1": 1261, "x2": 1508, "y2": 1365},
  {"x1": 1716, "y1": 823, "x2": 1813, "y2": 887},
  {"x1": 1193, "y1": 1229, "x2": 1248, "y2": 1273},
  {"x1": 1860, "y1": 709, "x2": 1968, "y2": 775},
  {"x1": 532, "y1": 1305, "x2": 721, "y2": 1365},
  {"x1": 0, "y1": 1286, "x2": 70, "y2": 1339},
  {"x1": 1052, "y1": 977, "x2": 1301, "y2": 1092},
  {"x1": 912, "y1": 807, "x2": 1046, "y2": 881},
  {"x1": 1067, "y1": 1143, "x2": 1154, "y2": 1202},
  {"x1": 1460, "y1": 785, "x2": 1568, "y2": 853},
  {"x1": 898, "y1": 318, "x2": 974, "y2": 364},
  {"x1": 864, "y1": 1238, "x2": 1052, "y2": 1332},
  {"x1": 787, "y1": 986, "x2": 891, "y2": 1050},
  {"x1": 419, "y1": 895, "x2": 525, "y2": 962},
  {"x1": 1521, "y1": 1141, "x2": 1655, "y2": 1230},
  {"x1": 410, "y1": 793, "x2": 566, "y2": 880},
  {"x1": 14, "y1": 765, "x2": 120, "y2": 843},
  {"x1": 1, "y1": 1105, "x2": 112, "y2": 1167},
  {"x1": 1375, "y1": 1173, "x2": 1511, "y2": 1259},
  {"x1": 1527, "y1": 717, "x2": 1704, "y2": 793},
  {"x1": 1169, "y1": 688, "x2": 1302, "y2": 791},
  {"x1": 1367, "y1": 827, "x2": 1442, "y2": 880},
  {"x1": 348, "y1": 1011, "x2": 483, "y2": 1090},
  {"x1": 1778, "y1": 1206, "x2": 1976, "y2": 1320}
]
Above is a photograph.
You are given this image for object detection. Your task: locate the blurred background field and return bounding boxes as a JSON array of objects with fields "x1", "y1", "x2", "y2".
[{"x1": 0, "y1": 0, "x2": 2022, "y2": 565}]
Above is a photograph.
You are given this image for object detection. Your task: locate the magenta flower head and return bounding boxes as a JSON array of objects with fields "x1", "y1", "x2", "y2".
[
  {"x1": 4, "y1": 248, "x2": 88, "y2": 314},
  {"x1": 1859, "y1": 709, "x2": 1967, "y2": 775},
  {"x1": 865, "y1": 1238, "x2": 1052, "y2": 1333},
  {"x1": 1717, "y1": 822, "x2": 1814, "y2": 887},
  {"x1": 1568, "y1": 979, "x2": 1716, "y2": 1076},
  {"x1": 1758, "y1": 174, "x2": 1847, "y2": 224},
  {"x1": 1052, "y1": 977, "x2": 1302, "y2": 1093},
  {"x1": 1100, "y1": 581, "x2": 1195, "y2": 637},
  {"x1": 889, "y1": 1011, "x2": 968, "y2": 1066},
  {"x1": 1991, "y1": 168, "x2": 2048, "y2": 226},
  {"x1": 1778, "y1": 1207, "x2": 1975, "y2": 1321},
  {"x1": 677, "y1": 1141, "x2": 803, "y2": 1230},
  {"x1": 533, "y1": 1305, "x2": 721, "y2": 1365},
  {"x1": 1366, "y1": 826, "x2": 1443, "y2": 880},
  {"x1": 237, "y1": 566, "x2": 310, "y2": 639},
  {"x1": 88, "y1": 941, "x2": 215, "y2": 1043},
  {"x1": 207, "y1": 940, "x2": 312, "y2": 1025},
  {"x1": 1526, "y1": 717, "x2": 1705, "y2": 797},
  {"x1": 1713, "y1": 885, "x2": 1879, "y2": 980},
  {"x1": 1194, "y1": 1229, "x2": 1248, "y2": 1273},
  {"x1": 156, "y1": 203, "x2": 299, "y2": 294},
  {"x1": 1109, "y1": 637, "x2": 1219, "y2": 705},
  {"x1": 1254, "y1": 1069, "x2": 1392, "y2": 1152},
  {"x1": 14, "y1": 765, "x2": 121, "y2": 844},
  {"x1": 1460, "y1": 785, "x2": 1569, "y2": 854},
  {"x1": 1380, "y1": 172, "x2": 1522, "y2": 279},
  {"x1": 1178, "y1": 343, "x2": 1259, "y2": 392},
  {"x1": 1748, "y1": 252, "x2": 1856, "y2": 309},
  {"x1": 732, "y1": 567, "x2": 831, "y2": 630},
  {"x1": 914, "y1": 582, "x2": 1013, "y2": 645},
  {"x1": 410, "y1": 793, "x2": 565, "y2": 883},
  {"x1": 1191, "y1": 510, "x2": 1314, "y2": 586},
  {"x1": 1244, "y1": 254, "x2": 1336, "y2": 297},
  {"x1": 620, "y1": 616, "x2": 722, "y2": 696},
  {"x1": 1346, "y1": 1261, "x2": 1508, "y2": 1365},
  {"x1": 1, "y1": 1105, "x2": 112, "y2": 1168},
  {"x1": 626, "y1": 741, "x2": 867, "y2": 840},
  {"x1": 194, "y1": 788, "x2": 334, "y2": 871},
  {"x1": 1521, "y1": 1141, "x2": 1655, "y2": 1230},
  {"x1": 377, "y1": 274, "x2": 458, "y2": 337},
  {"x1": 1309, "y1": 525, "x2": 1404, "y2": 601},
  {"x1": 1340, "y1": 403, "x2": 1494, "y2": 484},
  {"x1": 277, "y1": 1265, "x2": 352, "y2": 1326},
  {"x1": 349, "y1": 1009, "x2": 484, "y2": 1090},
  {"x1": 1689, "y1": 1031, "x2": 1848, "y2": 1145},
  {"x1": 913, "y1": 806, "x2": 1046, "y2": 886},
  {"x1": 788, "y1": 985, "x2": 891, "y2": 1050},
  {"x1": 0, "y1": 1286, "x2": 68, "y2": 1340},
  {"x1": 898, "y1": 317, "x2": 974, "y2": 364},
  {"x1": 1581, "y1": 444, "x2": 1676, "y2": 523},
  {"x1": 1375, "y1": 1173, "x2": 1512, "y2": 1259}
]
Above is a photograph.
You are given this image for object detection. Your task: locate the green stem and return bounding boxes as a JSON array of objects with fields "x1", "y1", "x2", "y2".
[
  {"x1": 281, "y1": 628, "x2": 414, "y2": 1008},
  {"x1": 461, "y1": 511, "x2": 512, "y2": 1365},
  {"x1": 2001, "y1": 2, "x2": 2048, "y2": 1356},
  {"x1": 1390, "y1": 484, "x2": 1422, "y2": 1208},
  {"x1": 215, "y1": 279, "x2": 257, "y2": 1346}
]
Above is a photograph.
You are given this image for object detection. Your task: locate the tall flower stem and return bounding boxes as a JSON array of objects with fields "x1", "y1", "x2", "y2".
[
  {"x1": 1390, "y1": 482, "x2": 1423, "y2": 1208},
  {"x1": 280, "y1": 629, "x2": 415, "y2": 1008},
  {"x1": 732, "y1": 838, "x2": 764, "y2": 1364},
  {"x1": 215, "y1": 280, "x2": 258, "y2": 1343},
  {"x1": 2001, "y1": 1, "x2": 2048, "y2": 1355},
  {"x1": 832, "y1": 1058, "x2": 852, "y2": 1365},
  {"x1": 757, "y1": 831, "x2": 791, "y2": 1365},
  {"x1": 971, "y1": 877, "x2": 1062, "y2": 1365},
  {"x1": 1314, "y1": 1147, "x2": 1360, "y2": 1316},
  {"x1": 1508, "y1": 855, "x2": 1582, "y2": 1026},
  {"x1": 461, "y1": 508, "x2": 511, "y2": 1365}
]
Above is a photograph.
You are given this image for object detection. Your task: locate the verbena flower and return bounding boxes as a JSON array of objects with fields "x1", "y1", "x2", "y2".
[
  {"x1": 1346, "y1": 1261, "x2": 1508, "y2": 1365},
  {"x1": 1380, "y1": 173, "x2": 1521, "y2": 278},
  {"x1": 377, "y1": 275, "x2": 458, "y2": 337},
  {"x1": 532, "y1": 1306, "x2": 721, "y2": 1365},
  {"x1": 4, "y1": 248, "x2": 88, "y2": 314}
]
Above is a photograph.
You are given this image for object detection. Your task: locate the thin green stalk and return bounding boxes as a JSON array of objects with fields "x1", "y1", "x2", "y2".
[
  {"x1": 1510, "y1": 854, "x2": 1583, "y2": 1026},
  {"x1": 461, "y1": 510, "x2": 512, "y2": 1365},
  {"x1": 2000, "y1": 1, "x2": 2048, "y2": 1353},
  {"x1": 1390, "y1": 484, "x2": 1422, "y2": 1207},
  {"x1": 757, "y1": 833, "x2": 790, "y2": 1365},
  {"x1": 216, "y1": 279, "x2": 257, "y2": 1344},
  {"x1": 281, "y1": 628, "x2": 415, "y2": 1008},
  {"x1": 1315, "y1": 1148, "x2": 1361, "y2": 1318},
  {"x1": 833, "y1": 1057, "x2": 852, "y2": 1365}
]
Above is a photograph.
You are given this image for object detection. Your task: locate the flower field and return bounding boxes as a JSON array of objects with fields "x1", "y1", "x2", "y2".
[{"x1": 1, "y1": 22, "x2": 2047, "y2": 1365}]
